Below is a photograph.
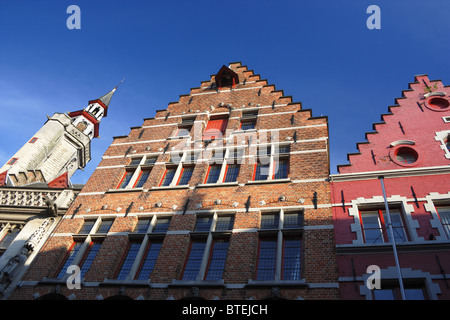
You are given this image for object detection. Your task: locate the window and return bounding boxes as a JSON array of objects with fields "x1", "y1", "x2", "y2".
[
  {"x1": 135, "y1": 241, "x2": 162, "y2": 280},
  {"x1": 260, "y1": 213, "x2": 279, "y2": 229},
  {"x1": 78, "y1": 220, "x2": 96, "y2": 234},
  {"x1": 255, "y1": 210, "x2": 303, "y2": 281},
  {"x1": 215, "y1": 215, "x2": 235, "y2": 231},
  {"x1": 7, "y1": 158, "x2": 18, "y2": 165},
  {"x1": 112, "y1": 215, "x2": 169, "y2": 281},
  {"x1": 425, "y1": 96, "x2": 450, "y2": 112},
  {"x1": 29, "y1": 137, "x2": 38, "y2": 143},
  {"x1": 240, "y1": 108, "x2": 258, "y2": 130},
  {"x1": 203, "y1": 148, "x2": 241, "y2": 184},
  {"x1": 117, "y1": 155, "x2": 156, "y2": 189},
  {"x1": 118, "y1": 171, "x2": 134, "y2": 189},
  {"x1": 96, "y1": 219, "x2": 114, "y2": 234},
  {"x1": 134, "y1": 218, "x2": 151, "y2": 233},
  {"x1": 282, "y1": 238, "x2": 302, "y2": 280},
  {"x1": 205, "y1": 164, "x2": 222, "y2": 184},
  {"x1": 153, "y1": 217, "x2": 171, "y2": 233},
  {"x1": 254, "y1": 161, "x2": 270, "y2": 181},
  {"x1": 180, "y1": 213, "x2": 234, "y2": 281},
  {"x1": 395, "y1": 147, "x2": 418, "y2": 164},
  {"x1": 177, "y1": 166, "x2": 194, "y2": 185},
  {"x1": 133, "y1": 170, "x2": 151, "y2": 188},
  {"x1": 240, "y1": 119, "x2": 256, "y2": 131},
  {"x1": 252, "y1": 144, "x2": 290, "y2": 182},
  {"x1": 256, "y1": 238, "x2": 277, "y2": 281},
  {"x1": 174, "y1": 117, "x2": 195, "y2": 138},
  {"x1": 223, "y1": 164, "x2": 240, "y2": 182},
  {"x1": 373, "y1": 284, "x2": 427, "y2": 300},
  {"x1": 436, "y1": 206, "x2": 450, "y2": 239},
  {"x1": 79, "y1": 241, "x2": 102, "y2": 279},
  {"x1": 195, "y1": 216, "x2": 213, "y2": 232},
  {"x1": 115, "y1": 241, "x2": 141, "y2": 280},
  {"x1": 204, "y1": 239, "x2": 229, "y2": 280},
  {"x1": 182, "y1": 241, "x2": 207, "y2": 280},
  {"x1": 55, "y1": 242, "x2": 83, "y2": 279},
  {"x1": 159, "y1": 167, "x2": 177, "y2": 186},
  {"x1": 390, "y1": 145, "x2": 421, "y2": 167},
  {"x1": 175, "y1": 125, "x2": 192, "y2": 137},
  {"x1": 359, "y1": 208, "x2": 407, "y2": 243},
  {"x1": 203, "y1": 117, "x2": 228, "y2": 140},
  {"x1": 273, "y1": 158, "x2": 289, "y2": 180}
]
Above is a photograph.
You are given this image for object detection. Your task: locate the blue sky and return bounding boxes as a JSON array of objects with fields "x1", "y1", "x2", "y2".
[{"x1": 1, "y1": 0, "x2": 450, "y2": 184}]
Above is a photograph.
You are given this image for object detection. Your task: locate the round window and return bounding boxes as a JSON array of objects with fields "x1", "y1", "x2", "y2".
[
  {"x1": 426, "y1": 97, "x2": 450, "y2": 112},
  {"x1": 395, "y1": 147, "x2": 418, "y2": 164},
  {"x1": 391, "y1": 145, "x2": 421, "y2": 167}
]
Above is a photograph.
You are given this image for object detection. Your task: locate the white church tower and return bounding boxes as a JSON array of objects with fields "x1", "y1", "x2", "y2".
[{"x1": 0, "y1": 83, "x2": 121, "y2": 187}]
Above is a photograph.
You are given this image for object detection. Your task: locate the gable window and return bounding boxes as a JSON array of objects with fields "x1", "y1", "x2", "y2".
[
  {"x1": 390, "y1": 144, "x2": 421, "y2": 167},
  {"x1": 215, "y1": 65, "x2": 239, "y2": 89},
  {"x1": 117, "y1": 155, "x2": 157, "y2": 189},
  {"x1": 203, "y1": 117, "x2": 228, "y2": 140},
  {"x1": 240, "y1": 109, "x2": 258, "y2": 131}
]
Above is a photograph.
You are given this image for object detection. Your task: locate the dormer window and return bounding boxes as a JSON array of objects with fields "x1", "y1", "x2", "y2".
[{"x1": 215, "y1": 65, "x2": 239, "y2": 89}]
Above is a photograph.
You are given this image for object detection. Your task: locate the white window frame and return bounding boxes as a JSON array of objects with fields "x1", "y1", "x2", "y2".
[
  {"x1": 434, "y1": 130, "x2": 450, "y2": 159},
  {"x1": 348, "y1": 196, "x2": 421, "y2": 245},
  {"x1": 424, "y1": 192, "x2": 450, "y2": 240}
]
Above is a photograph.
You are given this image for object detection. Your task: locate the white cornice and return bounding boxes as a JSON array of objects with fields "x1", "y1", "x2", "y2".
[{"x1": 331, "y1": 165, "x2": 450, "y2": 182}]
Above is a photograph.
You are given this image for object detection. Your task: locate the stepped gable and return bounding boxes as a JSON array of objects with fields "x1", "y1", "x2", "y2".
[
  {"x1": 111, "y1": 61, "x2": 326, "y2": 146},
  {"x1": 338, "y1": 74, "x2": 450, "y2": 174}
]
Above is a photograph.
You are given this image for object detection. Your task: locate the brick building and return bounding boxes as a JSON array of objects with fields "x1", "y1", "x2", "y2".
[
  {"x1": 331, "y1": 75, "x2": 450, "y2": 300},
  {"x1": 11, "y1": 62, "x2": 339, "y2": 300}
]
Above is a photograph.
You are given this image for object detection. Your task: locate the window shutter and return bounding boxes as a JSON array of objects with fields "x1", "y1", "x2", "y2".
[{"x1": 203, "y1": 118, "x2": 228, "y2": 139}]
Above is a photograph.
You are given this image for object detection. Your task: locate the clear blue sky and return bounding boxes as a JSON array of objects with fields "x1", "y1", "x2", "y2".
[{"x1": 1, "y1": 0, "x2": 450, "y2": 184}]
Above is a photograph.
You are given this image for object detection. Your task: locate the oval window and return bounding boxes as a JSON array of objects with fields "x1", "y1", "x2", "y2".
[{"x1": 426, "y1": 97, "x2": 450, "y2": 112}]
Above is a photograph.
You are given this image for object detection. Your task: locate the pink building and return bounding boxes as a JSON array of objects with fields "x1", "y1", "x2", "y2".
[{"x1": 331, "y1": 74, "x2": 450, "y2": 300}]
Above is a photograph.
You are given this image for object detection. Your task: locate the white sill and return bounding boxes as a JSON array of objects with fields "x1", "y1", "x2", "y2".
[
  {"x1": 151, "y1": 184, "x2": 190, "y2": 190},
  {"x1": 246, "y1": 178, "x2": 291, "y2": 185},
  {"x1": 232, "y1": 129, "x2": 257, "y2": 134},
  {"x1": 196, "y1": 182, "x2": 239, "y2": 188},
  {"x1": 106, "y1": 187, "x2": 144, "y2": 193}
]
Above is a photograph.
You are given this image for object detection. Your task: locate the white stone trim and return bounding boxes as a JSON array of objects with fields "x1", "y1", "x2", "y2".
[
  {"x1": 348, "y1": 195, "x2": 421, "y2": 245},
  {"x1": 434, "y1": 130, "x2": 450, "y2": 159},
  {"x1": 424, "y1": 192, "x2": 450, "y2": 240},
  {"x1": 360, "y1": 266, "x2": 441, "y2": 300}
]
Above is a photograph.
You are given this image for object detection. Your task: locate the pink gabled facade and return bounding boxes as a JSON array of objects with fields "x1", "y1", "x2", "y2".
[{"x1": 331, "y1": 75, "x2": 450, "y2": 300}]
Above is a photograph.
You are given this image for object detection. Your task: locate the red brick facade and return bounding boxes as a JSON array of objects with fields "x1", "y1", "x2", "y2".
[
  {"x1": 331, "y1": 75, "x2": 450, "y2": 300},
  {"x1": 11, "y1": 62, "x2": 338, "y2": 300}
]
